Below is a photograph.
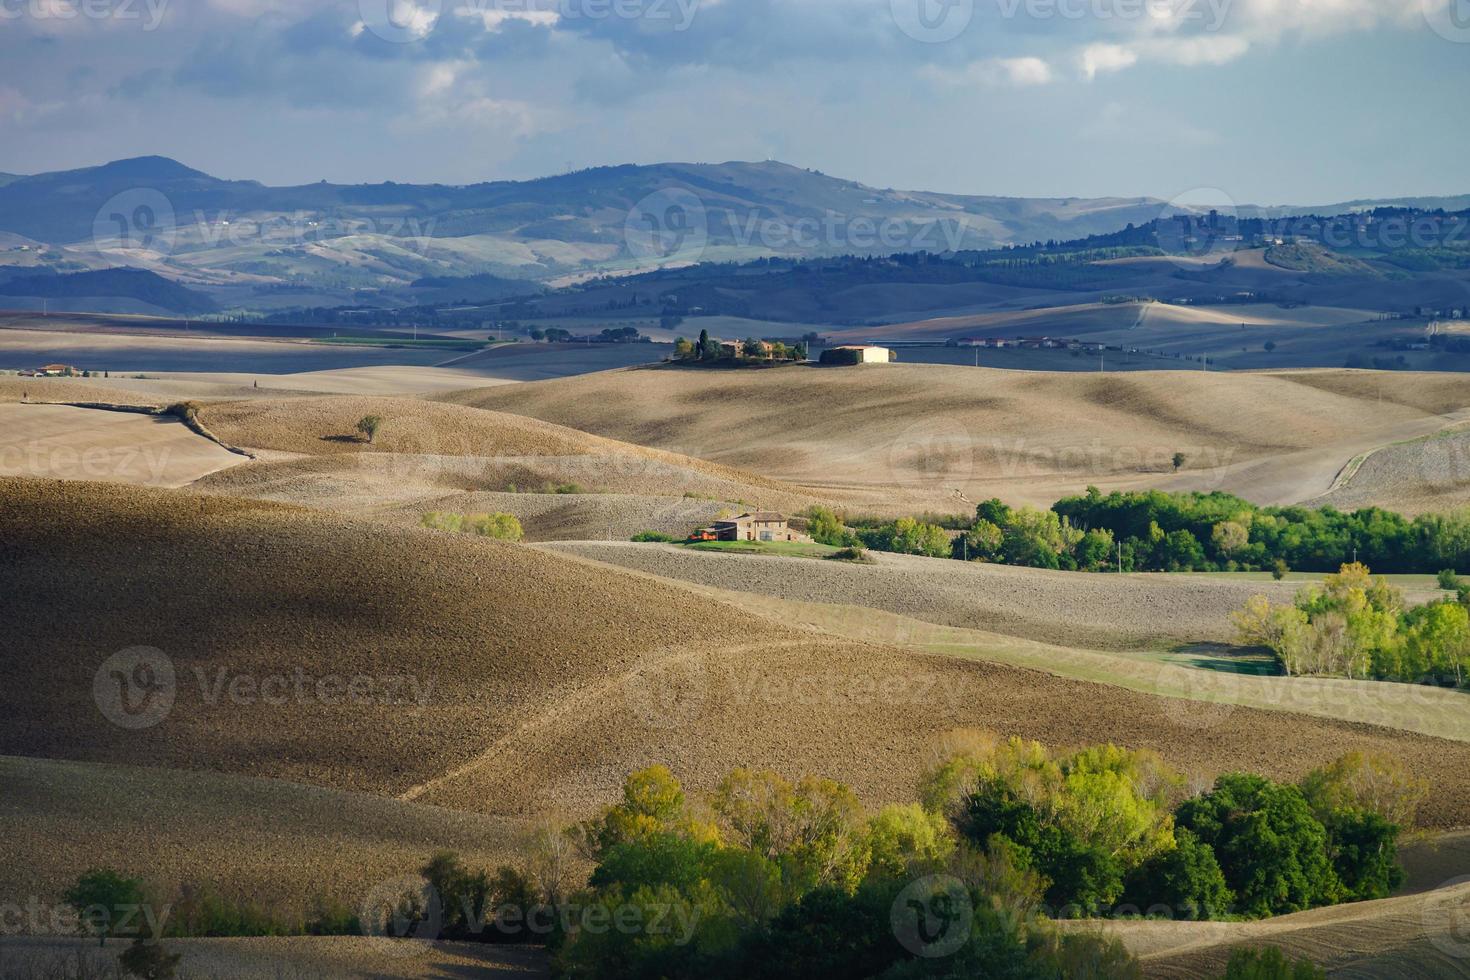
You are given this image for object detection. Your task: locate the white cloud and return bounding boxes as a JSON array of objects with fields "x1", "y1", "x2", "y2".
[
  {"x1": 1078, "y1": 43, "x2": 1138, "y2": 80},
  {"x1": 923, "y1": 56, "x2": 1054, "y2": 89},
  {"x1": 456, "y1": 7, "x2": 560, "y2": 30}
]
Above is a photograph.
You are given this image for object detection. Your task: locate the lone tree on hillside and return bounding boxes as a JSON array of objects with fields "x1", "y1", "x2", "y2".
[
  {"x1": 1173, "y1": 452, "x2": 1187, "y2": 472},
  {"x1": 356, "y1": 415, "x2": 383, "y2": 444},
  {"x1": 63, "y1": 869, "x2": 146, "y2": 947}
]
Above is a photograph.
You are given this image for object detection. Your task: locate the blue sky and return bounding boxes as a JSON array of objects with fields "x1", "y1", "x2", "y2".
[{"x1": 1, "y1": 0, "x2": 1467, "y2": 204}]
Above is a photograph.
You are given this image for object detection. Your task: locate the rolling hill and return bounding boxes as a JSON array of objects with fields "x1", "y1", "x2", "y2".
[
  {"x1": 0, "y1": 268, "x2": 219, "y2": 315},
  {"x1": 11, "y1": 479, "x2": 1470, "y2": 831},
  {"x1": 441, "y1": 364, "x2": 1470, "y2": 511}
]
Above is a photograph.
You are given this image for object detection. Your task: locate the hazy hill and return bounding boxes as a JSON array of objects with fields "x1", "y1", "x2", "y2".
[
  {"x1": 0, "y1": 268, "x2": 218, "y2": 315},
  {"x1": 0, "y1": 156, "x2": 1175, "y2": 255}
]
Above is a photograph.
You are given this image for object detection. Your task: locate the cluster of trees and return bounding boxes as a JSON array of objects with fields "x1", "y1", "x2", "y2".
[
  {"x1": 537, "y1": 741, "x2": 1401, "y2": 977},
  {"x1": 1234, "y1": 563, "x2": 1470, "y2": 685},
  {"x1": 930, "y1": 737, "x2": 1420, "y2": 924},
  {"x1": 58, "y1": 870, "x2": 363, "y2": 978},
  {"x1": 826, "y1": 490, "x2": 1470, "y2": 576},
  {"x1": 421, "y1": 512, "x2": 525, "y2": 542},
  {"x1": 66, "y1": 739, "x2": 1395, "y2": 978},
  {"x1": 673, "y1": 329, "x2": 807, "y2": 365},
  {"x1": 1050, "y1": 488, "x2": 1470, "y2": 574},
  {"x1": 549, "y1": 762, "x2": 1138, "y2": 978}
]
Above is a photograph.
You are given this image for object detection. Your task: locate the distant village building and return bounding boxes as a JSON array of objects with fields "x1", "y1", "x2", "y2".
[
  {"x1": 820, "y1": 344, "x2": 895, "y2": 365},
  {"x1": 697, "y1": 512, "x2": 813, "y2": 544},
  {"x1": 38, "y1": 364, "x2": 76, "y2": 377}
]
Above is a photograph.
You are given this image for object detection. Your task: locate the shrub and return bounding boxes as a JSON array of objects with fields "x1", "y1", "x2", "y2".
[
  {"x1": 422, "y1": 512, "x2": 464, "y2": 533},
  {"x1": 423, "y1": 512, "x2": 524, "y2": 542},
  {"x1": 162, "y1": 884, "x2": 299, "y2": 937},
  {"x1": 828, "y1": 547, "x2": 874, "y2": 563},
  {"x1": 1440, "y1": 568, "x2": 1462, "y2": 590},
  {"x1": 1272, "y1": 558, "x2": 1290, "y2": 581},
  {"x1": 631, "y1": 531, "x2": 678, "y2": 543},
  {"x1": 465, "y1": 513, "x2": 524, "y2": 542},
  {"x1": 164, "y1": 401, "x2": 201, "y2": 423},
  {"x1": 355, "y1": 414, "x2": 383, "y2": 444},
  {"x1": 119, "y1": 938, "x2": 181, "y2": 979}
]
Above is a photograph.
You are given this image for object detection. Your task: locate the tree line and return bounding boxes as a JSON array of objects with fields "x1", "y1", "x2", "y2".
[
  {"x1": 64, "y1": 735, "x2": 1406, "y2": 977},
  {"x1": 1235, "y1": 563, "x2": 1470, "y2": 686},
  {"x1": 813, "y1": 489, "x2": 1470, "y2": 575}
]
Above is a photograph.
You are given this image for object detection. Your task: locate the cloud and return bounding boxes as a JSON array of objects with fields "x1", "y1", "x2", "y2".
[
  {"x1": 923, "y1": 56, "x2": 1055, "y2": 88},
  {"x1": 1078, "y1": 42, "x2": 1138, "y2": 80}
]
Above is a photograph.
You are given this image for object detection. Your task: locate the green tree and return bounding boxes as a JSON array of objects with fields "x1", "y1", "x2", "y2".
[
  {"x1": 956, "y1": 519, "x2": 1004, "y2": 562},
  {"x1": 1175, "y1": 774, "x2": 1340, "y2": 917},
  {"x1": 806, "y1": 506, "x2": 856, "y2": 547},
  {"x1": 1212, "y1": 520, "x2": 1251, "y2": 559},
  {"x1": 63, "y1": 869, "x2": 147, "y2": 947},
  {"x1": 1121, "y1": 828, "x2": 1233, "y2": 920},
  {"x1": 864, "y1": 803, "x2": 956, "y2": 879}
]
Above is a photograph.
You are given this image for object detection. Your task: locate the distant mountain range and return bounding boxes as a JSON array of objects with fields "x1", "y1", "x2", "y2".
[
  {"x1": 0, "y1": 156, "x2": 1463, "y2": 315},
  {"x1": 0, "y1": 155, "x2": 1177, "y2": 259}
]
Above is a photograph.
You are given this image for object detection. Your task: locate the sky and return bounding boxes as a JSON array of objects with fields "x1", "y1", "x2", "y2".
[{"x1": 0, "y1": 0, "x2": 1467, "y2": 205}]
